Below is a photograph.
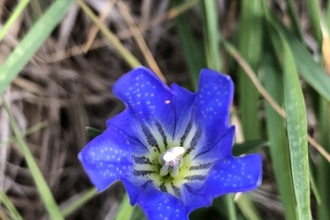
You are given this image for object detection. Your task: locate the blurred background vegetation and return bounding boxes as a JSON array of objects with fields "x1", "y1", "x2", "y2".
[{"x1": 0, "y1": 0, "x2": 330, "y2": 219}]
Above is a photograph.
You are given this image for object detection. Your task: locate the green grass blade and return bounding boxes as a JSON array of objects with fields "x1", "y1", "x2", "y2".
[
  {"x1": 114, "y1": 194, "x2": 135, "y2": 220},
  {"x1": 0, "y1": 0, "x2": 30, "y2": 42},
  {"x1": 85, "y1": 127, "x2": 103, "y2": 138},
  {"x1": 236, "y1": 195, "x2": 262, "y2": 220},
  {"x1": 0, "y1": 0, "x2": 75, "y2": 95},
  {"x1": 201, "y1": 0, "x2": 222, "y2": 71},
  {"x1": 316, "y1": 98, "x2": 330, "y2": 220},
  {"x1": 309, "y1": 163, "x2": 321, "y2": 205},
  {"x1": 237, "y1": 0, "x2": 263, "y2": 140},
  {"x1": 317, "y1": 7, "x2": 330, "y2": 219},
  {"x1": 234, "y1": 2, "x2": 263, "y2": 217},
  {"x1": 225, "y1": 195, "x2": 237, "y2": 220},
  {"x1": 265, "y1": 13, "x2": 330, "y2": 208},
  {"x1": 61, "y1": 188, "x2": 97, "y2": 217},
  {"x1": 131, "y1": 205, "x2": 146, "y2": 220},
  {"x1": 262, "y1": 52, "x2": 297, "y2": 220},
  {"x1": 268, "y1": 14, "x2": 330, "y2": 103},
  {"x1": 327, "y1": 1, "x2": 330, "y2": 28},
  {"x1": 0, "y1": 208, "x2": 10, "y2": 220},
  {"x1": 169, "y1": 0, "x2": 200, "y2": 16},
  {"x1": 29, "y1": 0, "x2": 43, "y2": 20},
  {"x1": 282, "y1": 37, "x2": 311, "y2": 220},
  {"x1": 232, "y1": 139, "x2": 267, "y2": 156},
  {"x1": 172, "y1": 0, "x2": 205, "y2": 90},
  {"x1": 304, "y1": 0, "x2": 322, "y2": 44},
  {"x1": 201, "y1": 1, "x2": 238, "y2": 218},
  {"x1": 0, "y1": 188, "x2": 23, "y2": 220},
  {"x1": 0, "y1": 121, "x2": 48, "y2": 148},
  {"x1": 284, "y1": 0, "x2": 303, "y2": 40},
  {"x1": 2, "y1": 96, "x2": 64, "y2": 220}
]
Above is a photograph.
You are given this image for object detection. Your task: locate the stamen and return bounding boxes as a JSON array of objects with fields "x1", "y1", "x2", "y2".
[{"x1": 159, "y1": 146, "x2": 185, "y2": 178}]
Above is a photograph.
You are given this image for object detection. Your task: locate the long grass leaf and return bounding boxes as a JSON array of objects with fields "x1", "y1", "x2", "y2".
[
  {"x1": 0, "y1": 0, "x2": 75, "y2": 95},
  {"x1": 0, "y1": 188, "x2": 22, "y2": 220},
  {"x1": 309, "y1": 163, "x2": 321, "y2": 205},
  {"x1": 172, "y1": 0, "x2": 205, "y2": 90},
  {"x1": 327, "y1": 1, "x2": 330, "y2": 28},
  {"x1": 232, "y1": 139, "x2": 267, "y2": 156},
  {"x1": 131, "y1": 205, "x2": 146, "y2": 220},
  {"x1": 262, "y1": 53, "x2": 297, "y2": 220},
  {"x1": 201, "y1": 1, "x2": 237, "y2": 219},
  {"x1": 282, "y1": 37, "x2": 311, "y2": 220},
  {"x1": 201, "y1": 0, "x2": 222, "y2": 71},
  {"x1": 222, "y1": 37, "x2": 330, "y2": 162},
  {"x1": 316, "y1": 98, "x2": 330, "y2": 220},
  {"x1": 0, "y1": 208, "x2": 10, "y2": 220},
  {"x1": 284, "y1": 0, "x2": 303, "y2": 40},
  {"x1": 0, "y1": 121, "x2": 48, "y2": 148},
  {"x1": 236, "y1": 195, "x2": 262, "y2": 220},
  {"x1": 304, "y1": 0, "x2": 322, "y2": 44},
  {"x1": 269, "y1": 15, "x2": 330, "y2": 103},
  {"x1": 114, "y1": 194, "x2": 135, "y2": 220},
  {"x1": 2, "y1": 97, "x2": 64, "y2": 219},
  {"x1": 225, "y1": 195, "x2": 237, "y2": 220},
  {"x1": 0, "y1": 0, "x2": 30, "y2": 41},
  {"x1": 317, "y1": 10, "x2": 330, "y2": 220},
  {"x1": 168, "y1": 0, "x2": 200, "y2": 17},
  {"x1": 237, "y1": 0, "x2": 263, "y2": 140},
  {"x1": 61, "y1": 188, "x2": 97, "y2": 217},
  {"x1": 85, "y1": 127, "x2": 102, "y2": 138}
]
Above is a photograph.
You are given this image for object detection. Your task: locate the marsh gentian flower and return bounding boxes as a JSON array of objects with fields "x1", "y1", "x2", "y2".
[{"x1": 79, "y1": 67, "x2": 262, "y2": 219}]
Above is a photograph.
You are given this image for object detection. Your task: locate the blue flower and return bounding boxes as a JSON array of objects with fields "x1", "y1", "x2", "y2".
[{"x1": 78, "y1": 67, "x2": 262, "y2": 220}]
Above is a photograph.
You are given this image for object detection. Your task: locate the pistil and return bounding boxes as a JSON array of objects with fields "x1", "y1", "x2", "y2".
[{"x1": 158, "y1": 146, "x2": 185, "y2": 178}]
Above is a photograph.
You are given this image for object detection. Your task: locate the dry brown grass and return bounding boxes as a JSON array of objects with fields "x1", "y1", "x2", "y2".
[
  {"x1": 0, "y1": 0, "x2": 192, "y2": 219},
  {"x1": 1, "y1": 0, "x2": 318, "y2": 219}
]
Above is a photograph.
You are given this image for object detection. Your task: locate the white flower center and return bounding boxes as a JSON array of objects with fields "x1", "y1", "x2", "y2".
[{"x1": 158, "y1": 146, "x2": 185, "y2": 178}]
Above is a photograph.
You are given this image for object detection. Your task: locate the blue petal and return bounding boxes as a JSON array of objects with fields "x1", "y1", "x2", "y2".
[
  {"x1": 106, "y1": 108, "x2": 149, "y2": 155},
  {"x1": 78, "y1": 127, "x2": 134, "y2": 191},
  {"x1": 170, "y1": 83, "x2": 195, "y2": 137},
  {"x1": 121, "y1": 179, "x2": 143, "y2": 205},
  {"x1": 180, "y1": 185, "x2": 212, "y2": 214},
  {"x1": 193, "y1": 69, "x2": 233, "y2": 130},
  {"x1": 194, "y1": 126, "x2": 235, "y2": 161},
  {"x1": 201, "y1": 154, "x2": 262, "y2": 197},
  {"x1": 137, "y1": 188, "x2": 188, "y2": 220},
  {"x1": 170, "y1": 83, "x2": 195, "y2": 111},
  {"x1": 112, "y1": 67, "x2": 176, "y2": 134}
]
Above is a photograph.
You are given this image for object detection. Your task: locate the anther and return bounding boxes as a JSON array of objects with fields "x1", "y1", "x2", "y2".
[{"x1": 159, "y1": 147, "x2": 185, "y2": 178}]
